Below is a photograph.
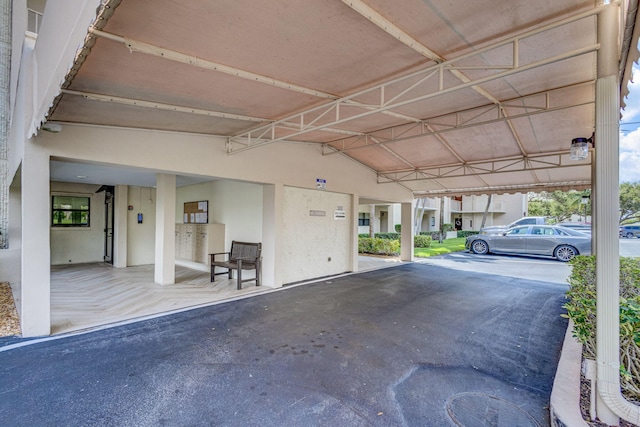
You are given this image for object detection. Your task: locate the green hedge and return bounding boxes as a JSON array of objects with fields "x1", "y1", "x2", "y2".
[
  {"x1": 358, "y1": 237, "x2": 400, "y2": 256},
  {"x1": 375, "y1": 232, "x2": 400, "y2": 240},
  {"x1": 414, "y1": 234, "x2": 431, "y2": 248},
  {"x1": 564, "y1": 255, "x2": 640, "y2": 401},
  {"x1": 457, "y1": 231, "x2": 479, "y2": 238}
]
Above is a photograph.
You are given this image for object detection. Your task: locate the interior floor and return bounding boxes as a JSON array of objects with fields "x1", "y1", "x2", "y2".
[{"x1": 43, "y1": 256, "x2": 402, "y2": 335}]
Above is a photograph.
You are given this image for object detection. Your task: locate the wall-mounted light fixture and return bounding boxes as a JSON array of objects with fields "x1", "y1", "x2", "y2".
[{"x1": 570, "y1": 134, "x2": 594, "y2": 161}]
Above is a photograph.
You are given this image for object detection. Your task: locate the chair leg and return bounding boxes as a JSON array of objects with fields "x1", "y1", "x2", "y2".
[
  {"x1": 210, "y1": 266, "x2": 214, "y2": 282},
  {"x1": 237, "y1": 260, "x2": 243, "y2": 290}
]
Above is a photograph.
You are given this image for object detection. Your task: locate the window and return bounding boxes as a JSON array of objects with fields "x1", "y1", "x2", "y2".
[
  {"x1": 506, "y1": 226, "x2": 529, "y2": 236},
  {"x1": 358, "y1": 213, "x2": 370, "y2": 226},
  {"x1": 52, "y1": 195, "x2": 90, "y2": 227}
]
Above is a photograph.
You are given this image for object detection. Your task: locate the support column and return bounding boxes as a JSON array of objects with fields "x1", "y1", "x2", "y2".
[
  {"x1": 154, "y1": 174, "x2": 175, "y2": 285},
  {"x1": 262, "y1": 183, "x2": 283, "y2": 288},
  {"x1": 400, "y1": 201, "x2": 414, "y2": 262},
  {"x1": 350, "y1": 193, "x2": 359, "y2": 272},
  {"x1": 593, "y1": 4, "x2": 640, "y2": 425},
  {"x1": 113, "y1": 185, "x2": 127, "y2": 268},
  {"x1": 0, "y1": 0, "x2": 11, "y2": 250},
  {"x1": 21, "y1": 140, "x2": 50, "y2": 337}
]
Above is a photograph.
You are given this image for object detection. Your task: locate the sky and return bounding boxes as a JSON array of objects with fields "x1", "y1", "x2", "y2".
[{"x1": 620, "y1": 63, "x2": 640, "y2": 183}]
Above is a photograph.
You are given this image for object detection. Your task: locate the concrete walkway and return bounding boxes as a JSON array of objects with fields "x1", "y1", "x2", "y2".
[{"x1": 0, "y1": 262, "x2": 567, "y2": 426}]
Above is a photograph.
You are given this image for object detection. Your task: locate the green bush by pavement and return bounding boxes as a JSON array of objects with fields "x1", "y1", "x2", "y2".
[
  {"x1": 564, "y1": 255, "x2": 640, "y2": 401},
  {"x1": 414, "y1": 234, "x2": 431, "y2": 248},
  {"x1": 375, "y1": 233, "x2": 400, "y2": 240},
  {"x1": 358, "y1": 238, "x2": 400, "y2": 256},
  {"x1": 457, "y1": 231, "x2": 479, "y2": 238}
]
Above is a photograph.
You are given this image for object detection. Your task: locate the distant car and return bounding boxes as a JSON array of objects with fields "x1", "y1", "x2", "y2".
[
  {"x1": 480, "y1": 216, "x2": 547, "y2": 235},
  {"x1": 620, "y1": 225, "x2": 640, "y2": 238},
  {"x1": 559, "y1": 222, "x2": 591, "y2": 234},
  {"x1": 466, "y1": 225, "x2": 591, "y2": 262}
]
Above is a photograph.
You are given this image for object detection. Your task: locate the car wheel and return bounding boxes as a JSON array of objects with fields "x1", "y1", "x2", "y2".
[
  {"x1": 554, "y1": 245, "x2": 578, "y2": 262},
  {"x1": 471, "y1": 239, "x2": 489, "y2": 255},
  {"x1": 627, "y1": 232, "x2": 634, "y2": 239}
]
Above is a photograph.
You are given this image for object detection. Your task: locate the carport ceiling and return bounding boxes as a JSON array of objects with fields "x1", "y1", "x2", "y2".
[{"x1": 48, "y1": 0, "x2": 613, "y2": 196}]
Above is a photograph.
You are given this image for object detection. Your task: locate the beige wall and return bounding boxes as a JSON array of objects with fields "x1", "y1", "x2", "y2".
[
  {"x1": 176, "y1": 180, "x2": 263, "y2": 250},
  {"x1": 282, "y1": 187, "x2": 352, "y2": 284},
  {"x1": 127, "y1": 186, "x2": 156, "y2": 266},
  {"x1": 50, "y1": 182, "x2": 105, "y2": 265},
  {"x1": 36, "y1": 125, "x2": 413, "y2": 204}
]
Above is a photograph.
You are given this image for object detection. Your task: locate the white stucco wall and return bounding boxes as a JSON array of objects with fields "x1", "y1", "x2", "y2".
[
  {"x1": 35, "y1": 125, "x2": 413, "y2": 205},
  {"x1": 127, "y1": 186, "x2": 156, "y2": 266},
  {"x1": 50, "y1": 182, "x2": 105, "y2": 265},
  {"x1": 176, "y1": 180, "x2": 263, "y2": 250},
  {"x1": 281, "y1": 187, "x2": 352, "y2": 284}
]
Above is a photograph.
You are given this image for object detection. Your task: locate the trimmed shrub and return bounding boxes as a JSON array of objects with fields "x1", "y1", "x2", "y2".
[
  {"x1": 420, "y1": 231, "x2": 442, "y2": 240},
  {"x1": 395, "y1": 224, "x2": 401, "y2": 233},
  {"x1": 564, "y1": 255, "x2": 640, "y2": 401},
  {"x1": 358, "y1": 233, "x2": 371, "y2": 238},
  {"x1": 358, "y1": 237, "x2": 400, "y2": 256},
  {"x1": 457, "y1": 231, "x2": 479, "y2": 238},
  {"x1": 375, "y1": 232, "x2": 400, "y2": 240},
  {"x1": 414, "y1": 234, "x2": 431, "y2": 248},
  {"x1": 442, "y1": 223, "x2": 454, "y2": 232}
]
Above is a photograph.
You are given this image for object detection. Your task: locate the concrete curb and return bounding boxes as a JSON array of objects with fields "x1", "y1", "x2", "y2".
[{"x1": 550, "y1": 320, "x2": 589, "y2": 427}]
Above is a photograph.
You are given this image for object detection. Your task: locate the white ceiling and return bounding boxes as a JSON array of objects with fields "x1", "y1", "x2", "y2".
[
  {"x1": 50, "y1": 160, "x2": 215, "y2": 188},
  {"x1": 45, "y1": 0, "x2": 634, "y2": 196}
]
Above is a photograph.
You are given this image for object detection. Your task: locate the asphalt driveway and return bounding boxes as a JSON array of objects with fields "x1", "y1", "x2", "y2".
[{"x1": 0, "y1": 262, "x2": 567, "y2": 426}]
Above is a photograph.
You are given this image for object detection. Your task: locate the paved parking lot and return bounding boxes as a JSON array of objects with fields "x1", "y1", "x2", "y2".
[
  {"x1": 4, "y1": 241, "x2": 635, "y2": 426},
  {"x1": 0, "y1": 262, "x2": 567, "y2": 426},
  {"x1": 620, "y1": 237, "x2": 640, "y2": 257}
]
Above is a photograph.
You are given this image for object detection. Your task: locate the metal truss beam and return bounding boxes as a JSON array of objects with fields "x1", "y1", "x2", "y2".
[
  {"x1": 376, "y1": 151, "x2": 591, "y2": 184},
  {"x1": 322, "y1": 83, "x2": 595, "y2": 155},
  {"x1": 60, "y1": 89, "x2": 366, "y2": 138},
  {"x1": 412, "y1": 180, "x2": 592, "y2": 197},
  {"x1": 227, "y1": 6, "x2": 601, "y2": 153}
]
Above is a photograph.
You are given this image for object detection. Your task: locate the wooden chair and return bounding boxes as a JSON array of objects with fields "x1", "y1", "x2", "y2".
[{"x1": 210, "y1": 241, "x2": 262, "y2": 290}]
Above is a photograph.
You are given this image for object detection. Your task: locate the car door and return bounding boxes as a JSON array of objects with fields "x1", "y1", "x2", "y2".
[
  {"x1": 525, "y1": 226, "x2": 559, "y2": 255},
  {"x1": 492, "y1": 226, "x2": 529, "y2": 253}
]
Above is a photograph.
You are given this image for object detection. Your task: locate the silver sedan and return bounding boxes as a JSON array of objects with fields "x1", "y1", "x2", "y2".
[{"x1": 465, "y1": 225, "x2": 591, "y2": 262}]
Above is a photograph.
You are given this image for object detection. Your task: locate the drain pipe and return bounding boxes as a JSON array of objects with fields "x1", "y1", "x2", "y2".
[
  {"x1": 595, "y1": 3, "x2": 640, "y2": 425},
  {"x1": 0, "y1": 0, "x2": 10, "y2": 249}
]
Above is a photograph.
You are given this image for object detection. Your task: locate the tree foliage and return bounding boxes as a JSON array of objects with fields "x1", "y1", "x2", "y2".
[
  {"x1": 620, "y1": 181, "x2": 640, "y2": 224},
  {"x1": 528, "y1": 190, "x2": 590, "y2": 223}
]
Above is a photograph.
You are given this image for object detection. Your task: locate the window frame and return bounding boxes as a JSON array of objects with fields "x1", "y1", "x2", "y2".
[
  {"x1": 358, "y1": 212, "x2": 370, "y2": 227},
  {"x1": 51, "y1": 194, "x2": 91, "y2": 228}
]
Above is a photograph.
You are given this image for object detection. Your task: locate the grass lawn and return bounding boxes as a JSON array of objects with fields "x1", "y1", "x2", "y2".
[{"x1": 414, "y1": 237, "x2": 467, "y2": 257}]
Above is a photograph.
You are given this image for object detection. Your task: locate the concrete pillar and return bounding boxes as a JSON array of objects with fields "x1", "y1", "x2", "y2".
[
  {"x1": 21, "y1": 139, "x2": 50, "y2": 337},
  {"x1": 400, "y1": 201, "x2": 414, "y2": 262},
  {"x1": 154, "y1": 174, "x2": 175, "y2": 285},
  {"x1": 262, "y1": 183, "x2": 283, "y2": 288},
  {"x1": 113, "y1": 185, "x2": 127, "y2": 268},
  {"x1": 369, "y1": 204, "x2": 375, "y2": 237},
  {"x1": 594, "y1": 4, "x2": 622, "y2": 426},
  {"x1": 350, "y1": 193, "x2": 359, "y2": 273}
]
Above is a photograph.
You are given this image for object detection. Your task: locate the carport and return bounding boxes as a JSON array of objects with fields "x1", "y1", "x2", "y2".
[{"x1": 6, "y1": 0, "x2": 640, "y2": 424}]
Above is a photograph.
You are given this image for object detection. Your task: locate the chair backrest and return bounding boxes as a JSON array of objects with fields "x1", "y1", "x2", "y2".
[{"x1": 230, "y1": 241, "x2": 261, "y2": 262}]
